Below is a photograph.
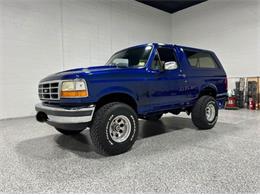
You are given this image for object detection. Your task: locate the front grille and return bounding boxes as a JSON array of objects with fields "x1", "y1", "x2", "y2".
[{"x1": 38, "y1": 81, "x2": 60, "y2": 100}]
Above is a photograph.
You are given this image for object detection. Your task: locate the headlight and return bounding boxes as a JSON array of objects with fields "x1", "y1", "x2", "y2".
[{"x1": 61, "y1": 79, "x2": 88, "y2": 98}]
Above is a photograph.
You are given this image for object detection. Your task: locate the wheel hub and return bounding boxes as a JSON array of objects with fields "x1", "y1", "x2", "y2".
[
  {"x1": 109, "y1": 115, "x2": 131, "y2": 143},
  {"x1": 205, "y1": 102, "x2": 216, "y2": 122}
]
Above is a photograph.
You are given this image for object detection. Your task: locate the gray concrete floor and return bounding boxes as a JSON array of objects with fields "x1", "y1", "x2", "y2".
[{"x1": 0, "y1": 110, "x2": 259, "y2": 193}]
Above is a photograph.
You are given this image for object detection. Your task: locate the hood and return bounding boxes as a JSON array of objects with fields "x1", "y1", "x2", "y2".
[
  {"x1": 40, "y1": 65, "x2": 140, "y2": 82},
  {"x1": 55, "y1": 65, "x2": 118, "y2": 75}
]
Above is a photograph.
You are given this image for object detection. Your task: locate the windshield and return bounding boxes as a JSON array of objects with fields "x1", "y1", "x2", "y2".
[{"x1": 106, "y1": 45, "x2": 152, "y2": 68}]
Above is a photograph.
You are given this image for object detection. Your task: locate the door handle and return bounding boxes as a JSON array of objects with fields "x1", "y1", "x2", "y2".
[{"x1": 178, "y1": 73, "x2": 186, "y2": 78}]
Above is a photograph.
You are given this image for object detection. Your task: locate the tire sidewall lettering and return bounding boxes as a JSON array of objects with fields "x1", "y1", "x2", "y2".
[
  {"x1": 130, "y1": 115, "x2": 136, "y2": 141},
  {"x1": 106, "y1": 114, "x2": 114, "y2": 145}
]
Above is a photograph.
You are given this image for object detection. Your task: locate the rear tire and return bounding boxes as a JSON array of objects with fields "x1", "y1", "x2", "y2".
[
  {"x1": 55, "y1": 128, "x2": 84, "y2": 135},
  {"x1": 90, "y1": 102, "x2": 138, "y2": 156},
  {"x1": 191, "y1": 95, "x2": 218, "y2": 130}
]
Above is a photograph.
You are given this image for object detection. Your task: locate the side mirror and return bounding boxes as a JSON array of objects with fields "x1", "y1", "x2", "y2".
[{"x1": 164, "y1": 61, "x2": 178, "y2": 70}]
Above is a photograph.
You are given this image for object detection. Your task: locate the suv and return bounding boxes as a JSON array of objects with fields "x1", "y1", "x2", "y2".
[{"x1": 35, "y1": 43, "x2": 227, "y2": 155}]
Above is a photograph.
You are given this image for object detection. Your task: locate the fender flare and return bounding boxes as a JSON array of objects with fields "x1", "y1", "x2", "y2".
[{"x1": 199, "y1": 83, "x2": 218, "y2": 97}]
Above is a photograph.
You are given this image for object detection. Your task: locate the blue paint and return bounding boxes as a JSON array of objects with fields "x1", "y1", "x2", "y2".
[{"x1": 39, "y1": 43, "x2": 227, "y2": 115}]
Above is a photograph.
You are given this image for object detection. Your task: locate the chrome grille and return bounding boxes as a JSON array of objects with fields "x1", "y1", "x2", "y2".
[{"x1": 38, "y1": 81, "x2": 60, "y2": 100}]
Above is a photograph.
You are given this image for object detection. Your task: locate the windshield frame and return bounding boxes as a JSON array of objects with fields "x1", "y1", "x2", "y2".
[{"x1": 106, "y1": 44, "x2": 154, "y2": 69}]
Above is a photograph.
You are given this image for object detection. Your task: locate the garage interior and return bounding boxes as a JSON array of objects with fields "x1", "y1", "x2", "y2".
[{"x1": 0, "y1": 0, "x2": 260, "y2": 193}]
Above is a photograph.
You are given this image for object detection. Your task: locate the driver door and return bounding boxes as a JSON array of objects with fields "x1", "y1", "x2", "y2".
[{"x1": 148, "y1": 46, "x2": 189, "y2": 111}]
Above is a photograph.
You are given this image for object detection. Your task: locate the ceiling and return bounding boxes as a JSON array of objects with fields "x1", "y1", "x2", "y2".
[{"x1": 136, "y1": 0, "x2": 207, "y2": 14}]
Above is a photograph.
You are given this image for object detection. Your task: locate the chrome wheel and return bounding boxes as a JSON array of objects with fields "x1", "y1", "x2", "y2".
[
  {"x1": 205, "y1": 102, "x2": 216, "y2": 122},
  {"x1": 109, "y1": 115, "x2": 131, "y2": 143}
]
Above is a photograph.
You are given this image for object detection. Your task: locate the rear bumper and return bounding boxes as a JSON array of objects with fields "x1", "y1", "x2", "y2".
[
  {"x1": 35, "y1": 103, "x2": 95, "y2": 124},
  {"x1": 216, "y1": 92, "x2": 228, "y2": 99},
  {"x1": 216, "y1": 93, "x2": 228, "y2": 109}
]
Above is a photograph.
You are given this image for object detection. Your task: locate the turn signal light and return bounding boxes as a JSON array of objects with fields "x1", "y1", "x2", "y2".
[{"x1": 61, "y1": 90, "x2": 88, "y2": 98}]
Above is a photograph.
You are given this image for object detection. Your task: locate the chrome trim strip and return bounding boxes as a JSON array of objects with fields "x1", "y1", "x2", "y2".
[
  {"x1": 47, "y1": 115, "x2": 93, "y2": 124},
  {"x1": 35, "y1": 103, "x2": 95, "y2": 112},
  {"x1": 39, "y1": 80, "x2": 62, "y2": 84},
  {"x1": 35, "y1": 103, "x2": 95, "y2": 123}
]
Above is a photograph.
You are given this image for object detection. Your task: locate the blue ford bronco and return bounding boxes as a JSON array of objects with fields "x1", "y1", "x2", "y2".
[{"x1": 35, "y1": 43, "x2": 227, "y2": 155}]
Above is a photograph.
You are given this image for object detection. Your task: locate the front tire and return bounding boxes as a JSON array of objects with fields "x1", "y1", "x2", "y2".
[
  {"x1": 55, "y1": 128, "x2": 84, "y2": 135},
  {"x1": 90, "y1": 102, "x2": 138, "y2": 156},
  {"x1": 191, "y1": 95, "x2": 218, "y2": 130}
]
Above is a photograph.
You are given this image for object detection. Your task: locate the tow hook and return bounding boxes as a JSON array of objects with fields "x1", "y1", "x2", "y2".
[{"x1": 36, "y1": 112, "x2": 48, "y2": 123}]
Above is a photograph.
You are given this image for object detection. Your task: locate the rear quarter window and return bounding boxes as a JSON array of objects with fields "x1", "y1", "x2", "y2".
[{"x1": 183, "y1": 49, "x2": 219, "y2": 69}]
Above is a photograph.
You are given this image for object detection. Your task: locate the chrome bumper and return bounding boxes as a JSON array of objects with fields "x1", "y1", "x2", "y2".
[{"x1": 35, "y1": 103, "x2": 95, "y2": 124}]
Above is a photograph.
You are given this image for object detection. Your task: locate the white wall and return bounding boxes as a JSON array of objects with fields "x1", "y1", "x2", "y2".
[
  {"x1": 2, "y1": 0, "x2": 260, "y2": 119},
  {"x1": 171, "y1": 0, "x2": 260, "y2": 78},
  {"x1": 0, "y1": 0, "x2": 171, "y2": 119},
  {"x1": 0, "y1": 0, "x2": 63, "y2": 120},
  {"x1": 62, "y1": 0, "x2": 171, "y2": 70}
]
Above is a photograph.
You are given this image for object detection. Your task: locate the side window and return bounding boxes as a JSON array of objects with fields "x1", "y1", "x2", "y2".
[
  {"x1": 157, "y1": 47, "x2": 177, "y2": 66},
  {"x1": 158, "y1": 47, "x2": 178, "y2": 70},
  {"x1": 151, "y1": 47, "x2": 178, "y2": 71},
  {"x1": 184, "y1": 50, "x2": 218, "y2": 69}
]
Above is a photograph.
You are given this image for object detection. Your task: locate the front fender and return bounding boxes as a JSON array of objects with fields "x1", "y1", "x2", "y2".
[{"x1": 96, "y1": 86, "x2": 137, "y2": 101}]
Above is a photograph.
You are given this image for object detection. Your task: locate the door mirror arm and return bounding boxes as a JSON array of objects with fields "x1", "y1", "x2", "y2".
[{"x1": 160, "y1": 63, "x2": 165, "y2": 72}]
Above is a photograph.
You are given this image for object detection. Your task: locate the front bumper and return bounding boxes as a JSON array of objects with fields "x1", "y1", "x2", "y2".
[{"x1": 35, "y1": 103, "x2": 95, "y2": 124}]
